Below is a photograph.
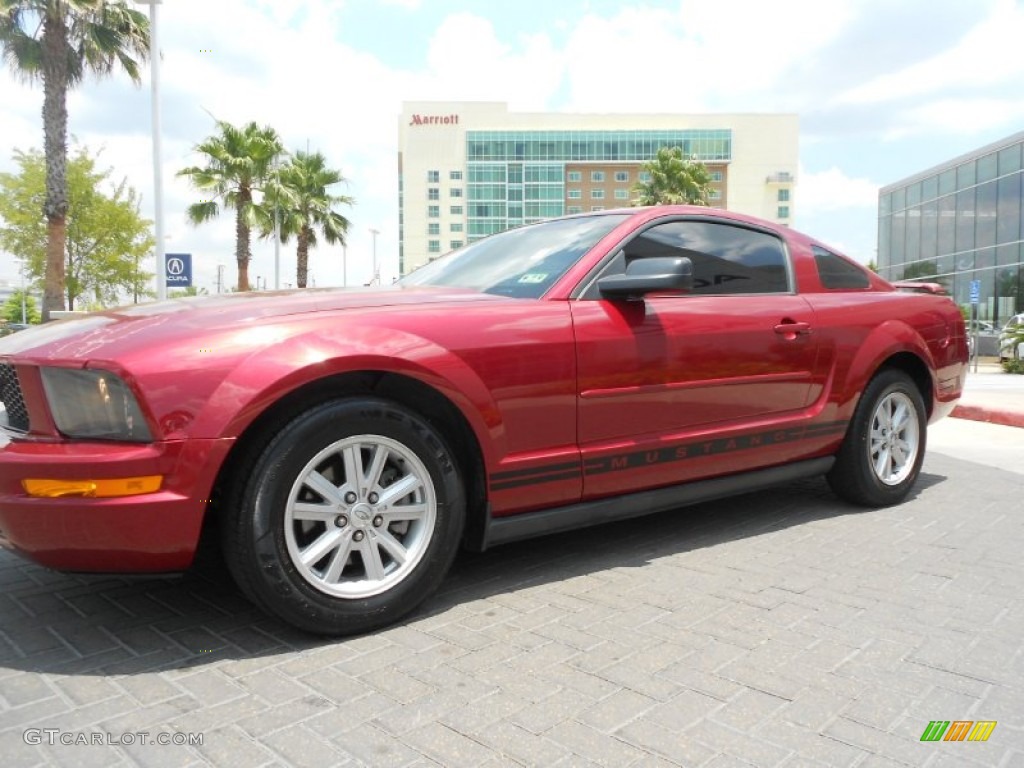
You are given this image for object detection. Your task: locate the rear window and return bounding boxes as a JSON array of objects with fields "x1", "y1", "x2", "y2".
[{"x1": 813, "y1": 246, "x2": 870, "y2": 289}]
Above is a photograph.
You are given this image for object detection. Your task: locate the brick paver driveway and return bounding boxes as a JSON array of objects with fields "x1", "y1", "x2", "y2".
[{"x1": 1, "y1": 450, "x2": 1022, "y2": 767}]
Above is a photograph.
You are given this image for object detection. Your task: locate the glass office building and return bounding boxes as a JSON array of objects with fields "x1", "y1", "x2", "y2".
[
  {"x1": 399, "y1": 103, "x2": 798, "y2": 275},
  {"x1": 877, "y1": 131, "x2": 1024, "y2": 325}
]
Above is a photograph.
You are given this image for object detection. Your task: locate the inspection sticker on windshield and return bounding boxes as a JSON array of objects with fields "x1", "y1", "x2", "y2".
[{"x1": 518, "y1": 273, "x2": 547, "y2": 284}]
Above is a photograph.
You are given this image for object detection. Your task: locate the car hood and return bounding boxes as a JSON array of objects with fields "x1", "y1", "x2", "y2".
[{"x1": 0, "y1": 285, "x2": 501, "y2": 362}]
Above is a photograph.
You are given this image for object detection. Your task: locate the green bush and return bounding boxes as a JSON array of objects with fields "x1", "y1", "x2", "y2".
[{"x1": 1002, "y1": 358, "x2": 1024, "y2": 374}]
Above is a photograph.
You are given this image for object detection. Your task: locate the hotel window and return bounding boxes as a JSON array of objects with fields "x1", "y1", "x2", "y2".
[
  {"x1": 450, "y1": 240, "x2": 464, "y2": 251},
  {"x1": 428, "y1": 240, "x2": 440, "y2": 253},
  {"x1": 428, "y1": 205, "x2": 439, "y2": 217},
  {"x1": 449, "y1": 170, "x2": 463, "y2": 180},
  {"x1": 428, "y1": 188, "x2": 439, "y2": 200},
  {"x1": 450, "y1": 205, "x2": 463, "y2": 215},
  {"x1": 614, "y1": 189, "x2": 629, "y2": 200},
  {"x1": 614, "y1": 171, "x2": 629, "y2": 182},
  {"x1": 639, "y1": 171, "x2": 652, "y2": 182},
  {"x1": 591, "y1": 206, "x2": 605, "y2": 211},
  {"x1": 567, "y1": 206, "x2": 582, "y2": 214},
  {"x1": 567, "y1": 171, "x2": 582, "y2": 182},
  {"x1": 708, "y1": 189, "x2": 722, "y2": 201},
  {"x1": 428, "y1": 223, "x2": 440, "y2": 235},
  {"x1": 427, "y1": 170, "x2": 439, "y2": 183},
  {"x1": 450, "y1": 188, "x2": 463, "y2": 198},
  {"x1": 777, "y1": 205, "x2": 790, "y2": 219},
  {"x1": 451, "y1": 222, "x2": 463, "y2": 232},
  {"x1": 592, "y1": 189, "x2": 605, "y2": 199},
  {"x1": 591, "y1": 171, "x2": 605, "y2": 182},
  {"x1": 778, "y1": 189, "x2": 790, "y2": 202},
  {"x1": 709, "y1": 171, "x2": 723, "y2": 182},
  {"x1": 568, "y1": 189, "x2": 582, "y2": 199}
]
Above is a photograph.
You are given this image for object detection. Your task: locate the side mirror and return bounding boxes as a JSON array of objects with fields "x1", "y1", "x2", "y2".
[{"x1": 598, "y1": 256, "x2": 694, "y2": 300}]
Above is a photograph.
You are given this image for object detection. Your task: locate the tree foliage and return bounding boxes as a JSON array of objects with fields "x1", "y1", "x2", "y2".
[
  {"x1": 632, "y1": 146, "x2": 713, "y2": 207},
  {"x1": 2, "y1": 289, "x2": 41, "y2": 324},
  {"x1": 0, "y1": 0, "x2": 149, "y2": 319},
  {"x1": 259, "y1": 150, "x2": 353, "y2": 289},
  {"x1": 0, "y1": 146, "x2": 155, "y2": 309},
  {"x1": 178, "y1": 120, "x2": 283, "y2": 292}
]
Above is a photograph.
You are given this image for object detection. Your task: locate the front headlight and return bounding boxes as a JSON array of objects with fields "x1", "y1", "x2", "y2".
[{"x1": 40, "y1": 367, "x2": 153, "y2": 442}]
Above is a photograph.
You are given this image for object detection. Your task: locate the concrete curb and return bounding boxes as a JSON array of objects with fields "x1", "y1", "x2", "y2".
[{"x1": 951, "y1": 404, "x2": 1024, "y2": 429}]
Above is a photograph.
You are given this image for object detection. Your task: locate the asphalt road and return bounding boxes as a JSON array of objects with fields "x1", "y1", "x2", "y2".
[{"x1": 1, "y1": 419, "x2": 1022, "y2": 767}]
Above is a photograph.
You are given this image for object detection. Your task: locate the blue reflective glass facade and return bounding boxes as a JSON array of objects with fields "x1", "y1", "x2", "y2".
[{"x1": 878, "y1": 133, "x2": 1023, "y2": 326}]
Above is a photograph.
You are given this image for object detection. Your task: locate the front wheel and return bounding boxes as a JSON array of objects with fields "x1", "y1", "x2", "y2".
[
  {"x1": 223, "y1": 398, "x2": 465, "y2": 635},
  {"x1": 827, "y1": 370, "x2": 927, "y2": 507}
]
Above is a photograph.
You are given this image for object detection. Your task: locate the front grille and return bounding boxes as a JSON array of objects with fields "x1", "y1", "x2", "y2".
[{"x1": 0, "y1": 363, "x2": 29, "y2": 432}]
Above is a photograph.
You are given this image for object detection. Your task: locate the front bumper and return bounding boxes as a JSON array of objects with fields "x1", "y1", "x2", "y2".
[{"x1": 0, "y1": 434, "x2": 234, "y2": 572}]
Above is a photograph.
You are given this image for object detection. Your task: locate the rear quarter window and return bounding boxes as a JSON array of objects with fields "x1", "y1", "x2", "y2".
[{"x1": 813, "y1": 246, "x2": 871, "y2": 289}]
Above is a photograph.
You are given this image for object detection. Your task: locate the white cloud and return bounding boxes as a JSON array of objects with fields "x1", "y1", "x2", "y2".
[
  {"x1": 561, "y1": 0, "x2": 857, "y2": 113},
  {"x1": 834, "y1": 0, "x2": 1024, "y2": 106},
  {"x1": 879, "y1": 98, "x2": 1024, "y2": 142},
  {"x1": 798, "y1": 165, "x2": 879, "y2": 214},
  {"x1": 420, "y1": 14, "x2": 563, "y2": 110}
]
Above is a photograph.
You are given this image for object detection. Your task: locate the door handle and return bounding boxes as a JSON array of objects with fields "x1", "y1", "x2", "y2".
[{"x1": 774, "y1": 321, "x2": 812, "y2": 338}]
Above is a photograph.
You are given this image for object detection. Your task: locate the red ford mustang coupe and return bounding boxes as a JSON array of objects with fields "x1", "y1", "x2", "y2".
[{"x1": 0, "y1": 207, "x2": 967, "y2": 634}]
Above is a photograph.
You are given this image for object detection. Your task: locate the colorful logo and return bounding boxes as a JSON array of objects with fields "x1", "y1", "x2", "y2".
[{"x1": 920, "y1": 721, "x2": 997, "y2": 742}]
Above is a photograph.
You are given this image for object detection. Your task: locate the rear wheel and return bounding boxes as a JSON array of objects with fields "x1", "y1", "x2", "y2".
[
  {"x1": 224, "y1": 397, "x2": 464, "y2": 635},
  {"x1": 827, "y1": 370, "x2": 926, "y2": 507}
]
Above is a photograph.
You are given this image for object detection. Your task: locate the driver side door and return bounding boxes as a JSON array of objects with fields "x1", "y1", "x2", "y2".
[{"x1": 571, "y1": 218, "x2": 824, "y2": 499}]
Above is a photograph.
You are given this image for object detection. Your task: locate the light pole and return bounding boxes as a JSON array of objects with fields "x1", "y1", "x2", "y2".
[
  {"x1": 369, "y1": 228, "x2": 379, "y2": 286},
  {"x1": 136, "y1": 0, "x2": 166, "y2": 301},
  {"x1": 342, "y1": 244, "x2": 347, "y2": 287},
  {"x1": 14, "y1": 258, "x2": 27, "y2": 323}
]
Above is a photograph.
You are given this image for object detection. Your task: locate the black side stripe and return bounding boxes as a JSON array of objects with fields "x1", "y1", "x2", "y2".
[
  {"x1": 491, "y1": 470, "x2": 582, "y2": 492},
  {"x1": 490, "y1": 460, "x2": 581, "y2": 482},
  {"x1": 488, "y1": 420, "x2": 848, "y2": 490}
]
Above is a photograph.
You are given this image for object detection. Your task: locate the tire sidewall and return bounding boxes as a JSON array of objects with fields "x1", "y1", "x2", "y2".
[
  {"x1": 836, "y1": 370, "x2": 927, "y2": 506},
  {"x1": 239, "y1": 398, "x2": 464, "y2": 634}
]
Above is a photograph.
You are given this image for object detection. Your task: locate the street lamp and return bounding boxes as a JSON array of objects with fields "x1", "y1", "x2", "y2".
[
  {"x1": 369, "y1": 228, "x2": 379, "y2": 286},
  {"x1": 13, "y1": 258, "x2": 27, "y2": 323},
  {"x1": 135, "y1": 0, "x2": 166, "y2": 301}
]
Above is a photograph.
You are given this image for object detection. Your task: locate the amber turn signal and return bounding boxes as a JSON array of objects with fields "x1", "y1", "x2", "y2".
[{"x1": 22, "y1": 476, "x2": 163, "y2": 498}]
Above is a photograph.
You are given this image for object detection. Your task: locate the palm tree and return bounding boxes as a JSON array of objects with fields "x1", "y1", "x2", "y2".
[
  {"x1": 178, "y1": 120, "x2": 283, "y2": 292},
  {"x1": 0, "y1": 0, "x2": 149, "y2": 320},
  {"x1": 261, "y1": 151, "x2": 353, "y2": 289},
  {"x1": 632, "y1": 146, "x2": 713, "y2": 207}
]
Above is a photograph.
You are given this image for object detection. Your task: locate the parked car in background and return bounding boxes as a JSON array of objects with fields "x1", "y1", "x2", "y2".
[
  {"x1": 0, "y1": 206, "x2": 968, "y2": 635},
  {"x1": 966, "y1": 319, "x2": 999, "y2": 358},
  {"x1": 999, "y1": 313, "x2": 1024, "y2": 362}
]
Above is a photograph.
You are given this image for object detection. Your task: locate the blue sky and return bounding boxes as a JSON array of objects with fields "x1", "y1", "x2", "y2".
[{"x1": 2, "y1": 0, "x2": 1023, "y2": 292}]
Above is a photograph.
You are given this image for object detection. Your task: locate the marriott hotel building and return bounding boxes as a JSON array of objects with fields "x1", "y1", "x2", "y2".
[{"x1": 398, "y1": 102, "x2": 799, "y2": 275}]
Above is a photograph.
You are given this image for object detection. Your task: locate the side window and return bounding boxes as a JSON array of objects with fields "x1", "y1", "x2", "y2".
[
  {"x1": 615, "y1": 221, "x2": 789, "y2": 295},
  {"x1": 813, "y1": 245, "x2": 870, "y2": 289},
  {"x1": 584, "y1": 220, "x2": 789, "y2": 298}
]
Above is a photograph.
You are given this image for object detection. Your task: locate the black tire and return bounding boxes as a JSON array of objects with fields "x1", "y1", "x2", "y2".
[
  {"x1": 223, "y1": 397, "x2": 465, "y2": 635},
  {"x1": 827, "y1": 369, "x2": 927, "y2": 507}
]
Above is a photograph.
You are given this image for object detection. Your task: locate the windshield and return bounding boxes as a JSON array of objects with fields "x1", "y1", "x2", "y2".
[{"x1": 399, "y1": 214, "x2": 630, "y2": 298}]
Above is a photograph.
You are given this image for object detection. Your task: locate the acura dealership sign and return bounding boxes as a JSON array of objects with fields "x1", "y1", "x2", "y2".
[{"x1": 165, "y1": 253, "x2": 192, "y2": 287}]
